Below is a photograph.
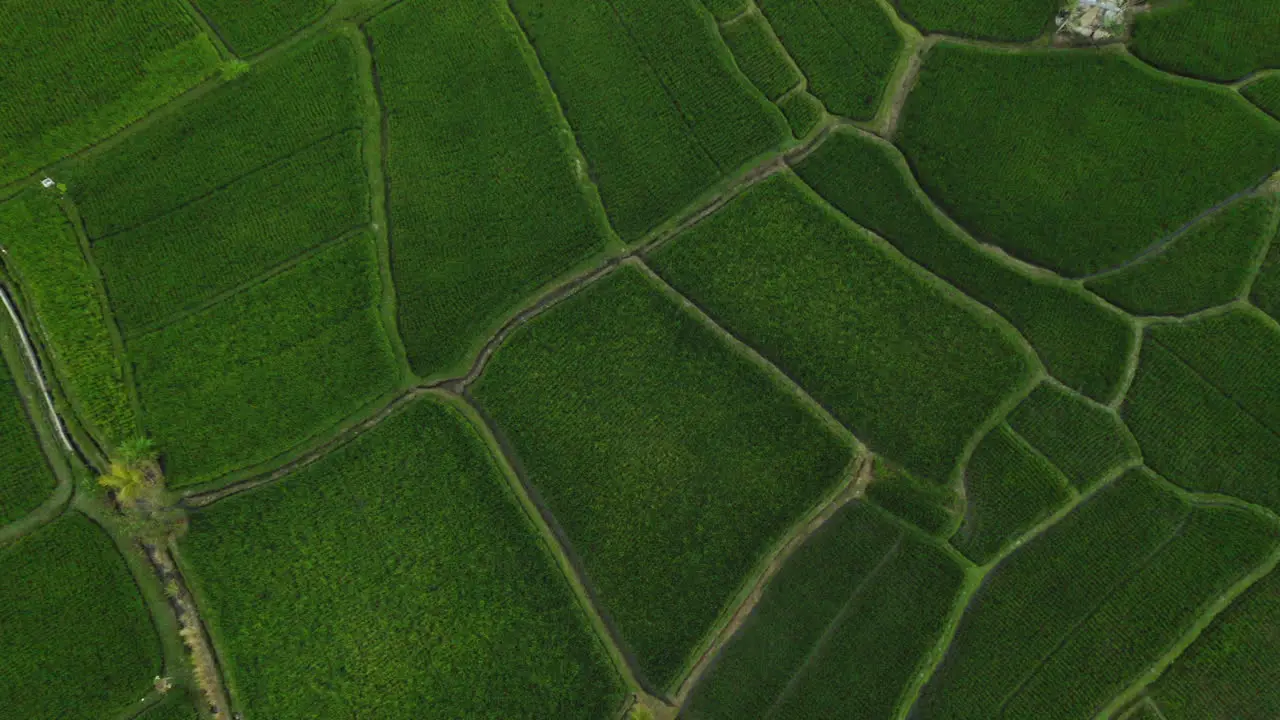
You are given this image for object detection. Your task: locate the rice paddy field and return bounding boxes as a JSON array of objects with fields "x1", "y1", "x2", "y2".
[{"x1": 4, "y1": 0, "x2": 1280, "y2": 717}]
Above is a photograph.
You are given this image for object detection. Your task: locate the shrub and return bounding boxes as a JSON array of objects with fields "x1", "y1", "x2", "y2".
[
  {"x1": 473, "y1": 265, "x2": 852, "y2": 689},
  {"x1": 897, "y1": 44, "x2": 1280, "y2": 276},
  {"x1": 649, "y1": 173, "x2": 1035, "y2": 481}
]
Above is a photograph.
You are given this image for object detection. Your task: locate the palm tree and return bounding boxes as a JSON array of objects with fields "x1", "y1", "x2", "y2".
[{"x1": 98, "y1": 437, "x2": 160, "y2": 509}]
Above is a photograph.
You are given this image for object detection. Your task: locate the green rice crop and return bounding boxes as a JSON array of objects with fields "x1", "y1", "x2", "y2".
[
  {"x1": 1242, "y1": 74, "x2": 1280, "y2": 121},
  {"x1": 778, "y1": 90, "x2": 826, "y2": 138},
  {"x1": 866, "y1": 456, "x2": 960, "y2": 537},
  {"x1": 95, "y1": 132, "x2": 368, "y2": 335},
  {"x1": 910, "y1": 469, "x2": 1191, "y2": 719},
  {"x1": 509, "y1": 0, "x2": 787, "y2": 240},
  {"x1": 796, "y1": 128, "x2": 1134, "y2": 401},
  {"x1": 685, "y1": 502, "x2": 966, "y2": 719},
  {"x1": 472, "y1": 265, "x2": 852, "y2": 689},
  {"x1": 179, "y1": 395, "x2": 625, "y2": 719},
  {"x1": 0, "y1": 350, "x2": 55, "y2": 526},
  {"x1": 894, "y1": 0, "x2": 1058, "y2": 41},
  {"x1": 1251, "y1": 222, "x2": 1280, "y2": 320},
  {"x1": 129, "y1": 234, "x2": 398, "y2": 486},
  {"x1": 953, "y1": 424, "x2": 1073, "y2": 565},
  {"x1": 1002, "y1": 498, "x2": 1279, "y2": 719},
  {"x1": 1150, "y1": 557, "x2": 1280, "y2": 719},
  {"x1": 1124, "y1": 337, "x2": 1280, "y2": 513},
  {"x1": 897, "y1": 44, "x2": 1280, "y2": 276},
  {"x1": 368, "y1": 0, "x2": 611, "y2": 378},
  {"x1": 139, "y1": 692, "x2": 201, "y2": 720},
  {"x1": 649, "y1": 173, "x2": 1035, "y2": 481},
  {"x1": 0, "y1": 194, "x2": 136, "y2": 441},
  {"x1": 1086, "y1": 195, "x2": 1278, "y2": 316},
  {"x1": 194, "y1": 0, "x2": 332, "y2": 55},
  {"x1": 0, "y1": 513, "x2": 161, "y2": 719},
  {"x1": 0, "y1": 0, "x2": 218, "y2": 184},
  {"x1": 720, "y1": 11, "x2": 803, "y2": 101},
  {"x1": 1005, "y1": 381, "x2": 1140, "y2": 490},
  {"x1": 69, "y1": 34, "x2": 362, "y2": 238},
  {"x1": 700, "y1": 0, "x2": 748, "y2": 20},
  {"x1": 1130, "y1": 0, "x2": 1280, "y2": 81},
  {"x1": 757, "y1": 0, "x2": 904, "y2": 120}
]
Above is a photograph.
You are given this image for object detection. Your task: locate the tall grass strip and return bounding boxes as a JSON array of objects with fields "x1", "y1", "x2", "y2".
[
  {"x1": 368, "y1": 0, "x2": 612, "y2": 378},
  {"x1": 1005, "y1": 381, "x2": 1140, "y2": 491},
  {"x1": 756, "y1": 0, "x2": 904, "y2": 120},
  {"x1": 472, "y1": 265, "x2": 853, "y2": 690},
  {"x1": 1086, "y1": 195, "x2": 1279, "y2": 316},
  {"x1": 509, "y1": 0, "x2": 787, "y2": 240},
  {"x1": 0, "y1": 513, "x2": 161, "y2": 719},
  {"x1": 897, "y1": 44, "x2": 1280, "y2": 276},
  {"x1": 0, "y1": 0, "x2": 219, "y2": 184},
  {"x1": 650, "y1": 172, "x2": 1035, "y2": 481},
  {"x1": 0, "y1": 194, "x2": 136, "y2": 441},
  {"x1": 796, "y1": 128, "x2": 1134, "y2": 401},
  {"x1": 129, "y1": 234, "x2": 398, "y2": 486}
]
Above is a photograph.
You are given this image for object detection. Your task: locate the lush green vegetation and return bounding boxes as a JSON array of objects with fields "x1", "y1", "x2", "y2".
[
  {"x1": 180, "y1": 396, "x2": 625, "y2": 718},
  {"x1": 0, "y1": 350, "x2": 55, "y2": 526},
  {"x1": 1242, "y1": 74, "x2": 1280, "y2": 121},
  {"x1": 139, "y1": 692, "x2": 201, "y2": 720},
  {"x1": 473, "y1": 265, "x2": 852, "y2": 689},
  {"x1": 1129, "y1": 0, "x2": 1280, "y2": 81},
  {"x1": 685, "y1": 502, "x2": 965, "y2": 719},
  {"x1": 195, "y1": 0, "x2": 332, "y2": 55},
  {"x1": 1124, "y1": 309, "x2": 1280, "y2": 512},
  {"x1": 756, "y1": 0, "x2": 904, "y2": 120},
  {"x1": 68, "y1": 34, "x2": 362, "y2": 238},
  {"x1": 0, "y1": 0, "x2": 218, "y2": 184},
  {"x1": 895, "y1": 0, "x2": 1057, "y2": 41},
  {"x1": 95, "y1": 131, "x2": 369, "y2": 334},
  {"x1": 0, "y1": 194, "x2": 137, "y2": 441},
  {"x1": 778, "y1": 89, "x2": 826, "y2": 138},
  {"x1": 129, "y1": 234, "x2": 398, "y2": 485},
  {"x1": 509, "y1": 0, "x2": 786, "y2": 240},
  {"x1": 912, "y1": 469, "x2": 1273, "y2": 719},
  {"x1": 720, "y1": 11, "x2": 803, "y2": 101},
  {"x1": 1150, "y1": 561, "x2": 1280, "y2": 719},
  {"x1": 796, "y1": 128, "x2": 1133, "y2": 400},
  {"x1": 369, "y1": 0, "x2": 612, "y2": 377},
  {"x1": 897, "y1": 44, "x2": 1280, "y2": 276},
  {"x1": 866, "y1": 456, "x2": 960, "y2": 537},
  {"x1": 651, "y1": 173, "x2": 1034, "y2": 481},
  {"x1": 700, "y1": 0, "x2": 748, "y2": 20},
  {"x1": 0, "y1": 513, "x2": 161, "y2": 718},
  {"x1": 1006, "y1": 381, "x2": 1139, "y2": 490},
  {"x1": 1252, "y1": 225, "x2": 1280, "y2": 320},
  {"x1": 953, "y1": 424, "x2": 1073, "y2": 565},
  {"x1": 1086, "y1": 195, "x2": 1278, "y2": 316}
]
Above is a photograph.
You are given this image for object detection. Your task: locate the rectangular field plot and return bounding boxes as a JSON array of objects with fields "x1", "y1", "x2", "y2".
[
  {"x1": 909, "y1": 469, "x2": 1279, "y2": 720},
  {"x1": 129, "y1": 234, "x2": 398, "y2": 486},
  {"x1": 896, "y1": 44, "x2": 1280, "y2": 277},
  {"x1": 648, "y1": 173, "x2": 1034, "y2": 482},
  {"x1": 795, "y1": 128, "x2": 1134, "y2": 401},
  {"x1": 368, "y1": 0, "x2": 612, "y2": 377},
  {"x1": 1086, "y1": 194, "x2": 1278, "y2": 317},
  {"x1": 757, "y1": 0, "x2": 905, "y2": 120},
  {"x1": 178, "y1": 396, "x2": 625, "y2": 719},
  {"x1": 0, "y1": 0, "x2": 218, "y2": 184},
  {"x1": 684, "y1": 502, "x2": 966, "y2": 720},
  {"x1": 472, "y1": 265, "x2": 853, "y2": 690},
  {"x1": 894, "y1": 0, "x2": 1058, "y2": 41},
  {"x1": 0, "y1": 345, "x2": 56, "y2": 527},
  {"x1": 95, "y1": 131, "x2": 369, "y2": 335},
  {"x1": 68, "y1": 33, "x2": 363, "y2": 238},
  {"x1": 1130, "y1": 0, "x2": 1280, "y2": 81},
  {"x1": 1006, "y1": 381, "x2": 1140, "y2": 490},
  {"x1": 0, "y1": 513, "x2": 161, "y2": 719},
  {"x1": 0, "y1": 194, "x2": 137, "y2": 442},
  {"x1": 952, "y1": 424, "x2": 1073, "y2": 565},
  {"x1": 194, "y1": 0, "x2": 332, "y2": 55},
  {"x1": 1149, "y1": 558, "x2": 1280, "y2": 719},
  {"x1": 509, "y1": 0, "x2": 787, "y2": 240},
  {"x1": 1124, "y1": 309, "x2": 1280, "y2": 511},
  {"x1": 720, "y1": 11, "x2": 803, "y2": 101}
]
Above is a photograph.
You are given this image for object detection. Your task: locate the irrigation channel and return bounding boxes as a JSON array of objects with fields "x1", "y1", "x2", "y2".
[{"x1": 0, "y1": 283, "x2": 76, "y2": 456}]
